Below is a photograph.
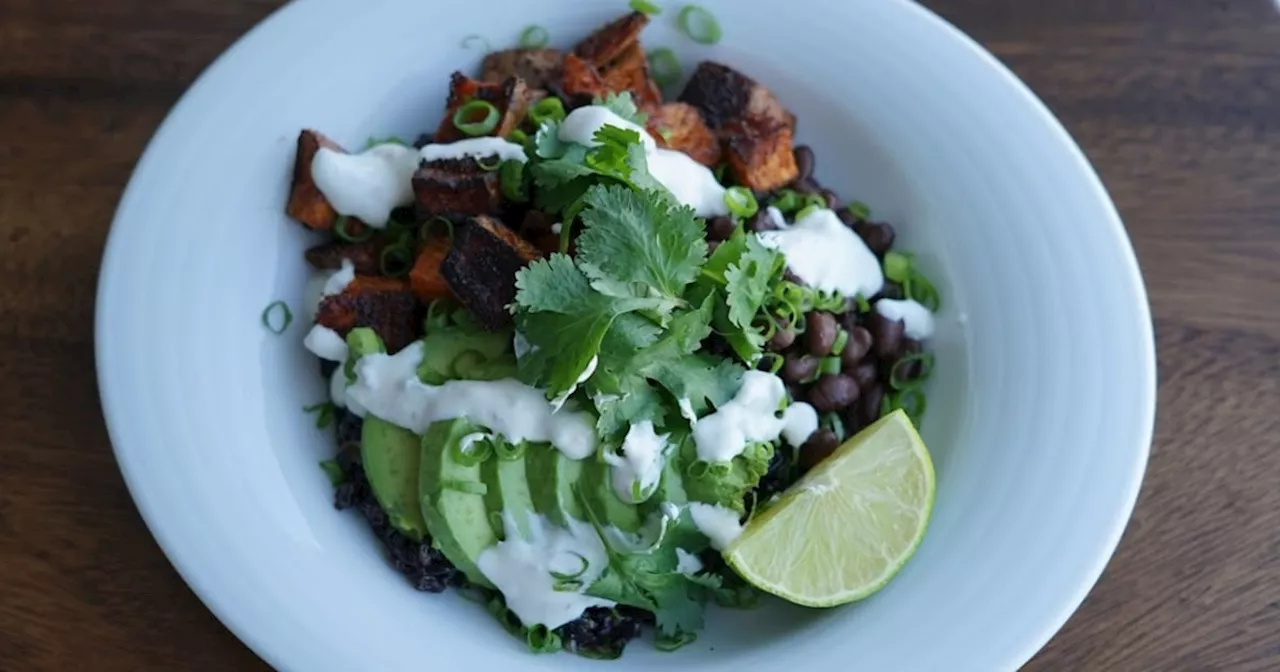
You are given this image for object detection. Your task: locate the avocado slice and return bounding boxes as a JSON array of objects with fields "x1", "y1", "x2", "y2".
[
  {"x1": 580, "y1": 452, "x2": 643, "y2": 534},
  {"x1": 527, "y1": 444, "x2": 585, "y2": 528},
  {"x1": 417, "y1": 325, "x2": 513, "y2": 384},
  {"x1": 361, "y1": 416, "x2": 427, "y2": 540},
  {"x1": 481, "y1": 438, "x2": 537, "y2": 540},
  {"x1": 419, "y1": 418, "x2": 498, "y2": 588}
]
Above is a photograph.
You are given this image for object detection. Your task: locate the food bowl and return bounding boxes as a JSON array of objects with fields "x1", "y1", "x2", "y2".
[{"x1": 95, "y1": 0, "x2": 1156, "y2": 669}]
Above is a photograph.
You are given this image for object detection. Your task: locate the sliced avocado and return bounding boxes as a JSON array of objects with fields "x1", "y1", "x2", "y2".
[
  {"x1": 580, "y1": 452, "x2": 642, "y2": 534},
  {"x1": 419, "y1": 418, "x2": 498, "y2": 588},
  {"x1": 418, "y1": 325, "x2": 512, "y2": 384},
  {"x1": 361, "y1": 416, "x2": 427, "y2": 540},
  {"x1": 527, "y1": 444, "x2": 585, "y2": 528},
  {"x1": 345, "y1": 327, "x2": 386, "y2": 381},
  {"x1": 481, "y1": 438, "x2": 537, "y2": 540}
]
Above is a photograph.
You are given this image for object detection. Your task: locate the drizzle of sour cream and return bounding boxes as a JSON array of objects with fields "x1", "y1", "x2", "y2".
[
  {"x1": 688, "y1": 502, "x2": 744, "y2": 551},
  {"x1": 311, "y1": 144, "x2": 419, "y2": 227},
  {"x1": 345, "y1": 342, "x2": 598, "y2": 459},
  {"x1": 691, "y1": 371, "x2": 818, "y2": 462},
  {"x1": 557, "y1": 106, "x2": 729, "y2": 217},
  {"x1": 875, "y1": 298, "x2": 936, "y2": 340},
  {"x1": 477, "y1": 511, "x2": 614, "y2": 629},
  {"x1": 302, "y1": 259, "x2": 356, "y2": 321},
  {"x1": 603, "y1": 421, "x2": 670, "y2": 504},
  {"x1": 420, "y1": 137, "x2": 527, "y2": 164},
  {"x1": 757, "y1": 208, "x2": 884, "y2": 298},
  {"x1": 303, "y1": 324, "x2": 354, "y2": 409}
]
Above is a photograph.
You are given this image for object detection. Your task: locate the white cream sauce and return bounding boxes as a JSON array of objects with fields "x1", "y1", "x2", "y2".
[
  {"x1": 477, "y1": 511, "x2": 614, "y2": 629},
  {"x1": 557, "y1": 105, "x2": 729, "y2": 217},
  {"x1": 757, "y1": 208, "x2": 885, "y2": 298},
  {"x1": 311, "y1": 144, "x2": 419, "y2": 227},
  {"x1": 420, "y1": 137, "x2": 527, "y2": 164},
  {"x1": 344, "y1": 342, "x2": 598, "y2": 459},
  {"x1": 603, "y1": 421, "x2": 670, "y2": 504},
  {"x1": 688, "y1": 502, "x2": 744, "y2": 551},
  {"x1": 875, "y1": 298, "x2": 936, "y2": 340},
  {"x1": 691, "y1": 371, "x2": 819, "y2": 462}
]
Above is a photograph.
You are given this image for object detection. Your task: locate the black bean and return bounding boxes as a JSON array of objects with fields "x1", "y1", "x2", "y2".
[
  {"x1": 841, "y1": 405, "x2": 866, "y2": 437},
  {"x1": 805, "y1": 311, "x2": 839, "y2": 356},
  {"x1": 841, "y1": 326, "x2": 874, "y2": 367},
  {"x1": 851, "y1": 362, "x2": 878, "y2": 390},
  {"x1": 768, "y1": 323, "x2": 797, "y2": 351},
  {"x1": 336, "y1": 441, "x2": 362, "y2": 473},
  {"x1": 799, "y1": 429, "x2": 840, "y2": 471},
  {"x1": 820, "y1": 188, "x2": 839, "y2": 209},
  {"x1": 870, "y1": 313, "x2": 905, "y2": 358},
  {"x1": 859, "y1": 383, "x2": 886, "y2": 425},
  {"x1": 837, "y1": 208, "x2": 861, "y2": 228},
  {"x1": 781, "y1": 354, "x2": 820, "y2": 384},
  {"x1": 792, "y1": 178, "x2": 821, "y2": 196},
  {"x1": 793, "y1": 145, "x2": 815, "y2": 180},
  {"x1": 875, "y1": 281, "x2": 906, "y2": 301},
  {"x1": 809, "y1": 374, "x2": 860, "y2": 412},
  {"x1": 335, "y1": 408, "x2": 364, "y2": 446},
  {"x1": 854, "y1": 220, "x2": 896, "y2": 257},
  {"x1": 746, "y1": 210, "x2": 779, "y2": 232},
  {"x1": 886, "y1": 340, "x2": 925, "y2": 385},
  {"x1": 783, "y1": 268, "x2": 804, "y2": 285},
  {"x1": 708, "y1": 216, "x2": 737, "y2": 241},
  {"x1": 785, "y1": 383, "x2": 805, "y2": 402}
]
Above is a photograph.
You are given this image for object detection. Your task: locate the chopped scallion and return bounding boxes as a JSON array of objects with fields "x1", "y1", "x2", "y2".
[
  {"x1": 795, "y1": 204, "x2": 822, "y2": 221},
  {"x1": 494, "y1": 436, "x2": 527, "y2": 461},
  {"x1": 723, "y1": 186, "x2": 759, "y2": 218},
  {"x1": 831, "y1": 328, "x2": 850, "y2": 355},
  {"x1": 889, "y1": 352, "x2": 936, "y2": 390},
  {"x1": 528, "y1": 96, "x2": 566, "y2": 126},
  {"x1": 499, "y1": 159, "x2": 529, "y2": 203},
  {"x1": 759, "y1": 352, "x2": 784, "y2": 374},
  {"x1": 461, "y1": 34, "x2": 491, "y2": 51},
  {"x1": 855, "y1": 294, "x2": 871, "y2": 313},
  {"x1": 452, "y1": 99, "x2": 500, "y2": 136},
  {"x1": 677, "y1": 5, "x2": 722, "y2": 45},
  {"x1": 318, "y1": 459, "x2": 345, "y2": 487},
  {"x1": 333, "y1": 215, "x2": 374, "y2": 243},
  {"x1": 772, "y1": 189, "x2": 802, "y2": 213},
  {"x1": 647, "y1": 47, "x2": 682, "y2": 87},
  {"x1": 884, "y1": 251, "x2": 912, "y2": 284},
  {"x1": 441, "y1": 479, "x2": 488, "y2": 495},
  {"x1": 526, "y1": 625, "x2": 562, "y2": 654},
  {"x1": 476, "y1": 154, "x2": 503, "y2": 171},
  {"x1": 519, "y1": 25, "x2": 549, "y2": 49},
  {"x1": 820, "y1": 412, "x2": 846, "y2": 442},
  {"x1": 303, "y1": 401, "x2": 335, "y2": 429},
  {"x1": 848, "y1": 200, "x2": 872, "y2": 220},
  {"x1": 630, "y1": 0, "x2": 663, "y2": 15},
  {"x1": 261, "y1": 301, "x2": 293, "y2": 334},
  {"x1": 819, "y1": 356, "x2": 842, "y2": 375},
  {"x1": 379, "y1": 243, "x2": 414, "y2": 277}
]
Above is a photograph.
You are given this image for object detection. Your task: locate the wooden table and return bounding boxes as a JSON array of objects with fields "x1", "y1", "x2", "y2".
[{"x1": 2, "y1": 1, "x2": 1277, "y2": 669}]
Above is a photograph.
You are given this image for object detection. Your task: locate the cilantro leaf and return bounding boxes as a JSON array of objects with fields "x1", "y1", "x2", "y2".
[
  {"x1": 682, "y1": 440, "x2": 775, "y2": 512},
  {"x1": 533, "y1": 119, "x2": 570, "y2": 159},
  {"x1": 724, "y1": 234, "x2": 783, "y2": 329},
  {"x1": 513, "y1": 254, "x2": 663, "y2": 397},
  {"x1": 577, "y1": 184, "x2": 707, "y2": 308},
  {"x1": 627, "y1": 298, "x2": 714, "y2": 372},
  {"x1": 597, "y1": 312, "x2": 663, "y2": 378},
  {"x1": 593, "y1": 91, "x2": 648, "y2": 125},
  {"x1": 646, "y1": 354, "x2": 743, "y2": 418},
  {"x1": 593, "y1": 377, "x2": 668, "y2": 439}
]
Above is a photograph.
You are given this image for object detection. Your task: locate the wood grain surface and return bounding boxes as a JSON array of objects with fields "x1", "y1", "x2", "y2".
[{"x1": 1, "y1": 0, "x2": 1277, "y2": 669}]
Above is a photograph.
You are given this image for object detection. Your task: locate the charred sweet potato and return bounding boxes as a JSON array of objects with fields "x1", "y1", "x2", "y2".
[
  {"x1": 574, "y1": 11, "x2": 648, "y2": 67},
  {"x1": 409, "y1": 236, "x2": 454, "y2": 303},
  {"x1": 597, "y1": 43, "x2": 662, "y2": 108},
  {"x1": 434, "y1": 73, "x2": 534, "y2": 142},
  {"x1": 647, "y1": 102, "x2": 721, "y2": 167},
  {"x1": 304, "y1": 237, "x2": 388, "y2": 274},
  {"x1": 287, "y1": 130, "x2": 346, "y2": 230},
  {"x1": 412, "y1": 158, "x2": 504, "y2": 218},
  {"x1": 678, "y1": 61, "x2": 796, "y2": 133},
  {"x1": 722, "y1": 119, "x2": 800, "y2": 192},
  {"x1": 442, "y1": 216, "x2": 541, "y2": 330},
  {"x1": 315, "y1": 276, "x2": 420, "y2": 353},
  {"x1": 480, "y1": 48, "x2": 564, "y2": 90},
  {"x1": 560, "y1": 54, "x2": 610, "y2": 104}
]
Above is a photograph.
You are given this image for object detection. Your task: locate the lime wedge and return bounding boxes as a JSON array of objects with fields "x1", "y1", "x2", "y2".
[{"x1": 724, "y1": 409, "x2": 935, "y2": 607}]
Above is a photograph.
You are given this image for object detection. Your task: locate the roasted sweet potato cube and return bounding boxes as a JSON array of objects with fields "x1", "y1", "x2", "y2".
[
  {"x1": 678, "y1": 61, "x2": 796, "y2": 133},
  {"x1": 442, "y1": 216, "x2": 541, "y2": 330},
  {"x1": 434, "y1": 72, "x2": 534, "y2": 142},
  {"x1": 574, "y1": 11, "x2": 648, "y2": 67},
  {"x1": 560, "y1": 53, "x2": 610, "y2": 104},
  {"x1": 647, "y1": 102, "x2": 721, "y2": 167},
  {"x1": 287, "y1": 130, "x2": 346, "y2": 230},
  {"x1": 304, "y1": 237, "x2": 389, "y2": 274},
  {"x1": 480, "y1": 48, "x2": 564, "y2": 89},
  {"x1": 722, "y1": 119, "x2": 800, "y2": 192},
  {"x1": 409, "y1": 236, "x2": 454, "y2": 303},
  {"x1": 597, "y1": 43, "x2": 663, "y2": 108},
  {"x1": 315, "y1": 276, "x2": 420, "y2": 353},
  {"x1": 412, "y1": 158, "x2": 504, "y2": 218}
]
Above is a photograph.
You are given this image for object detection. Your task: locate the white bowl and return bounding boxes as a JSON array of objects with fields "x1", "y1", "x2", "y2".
[{"x1": 96, "y1": 0, "x2": 1156, "y2": 669}]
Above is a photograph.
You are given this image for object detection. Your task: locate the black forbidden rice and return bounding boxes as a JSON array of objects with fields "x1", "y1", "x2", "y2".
[{"x1": 326, "y1": 408, "x2": 647, "y2": 656}]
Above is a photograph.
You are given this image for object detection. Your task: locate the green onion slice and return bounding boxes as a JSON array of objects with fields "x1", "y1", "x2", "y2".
[
  {"x1": 893, "y1": 388, "x2": 927, "y2": 422},
  {"x1": 461, "y1": 34, "x2": 491, "y2": 51},
  {"x1": 441, "y1": 479, "x2": 488, "y2": 495},
  {"x1": 820, "y1": 412, "x2": 846, "y2": 442},
  {"x1": 630, "y1": 0, "x2": 663, "y2": 15},
  {"x1": 526, "y1": 625, "x2": 562, "y2": 654},
  {"x1": 499, "y1": 159, "x2": 529, "y2": 203},
  {"x1": 451, "y1": 435, "x2": 494, "y2": 466},
  {"x1": 909, "y1": 270, "x2": 942, "y2": 312},
  {"x1": 303, "y1": 402, "x2": 335, "y2": 429},
  {"x1": 794, "y1": 203, "x2": 822, "y2": 222},
  {"x1": 686, "y1": 460, "x2": 710, "y2": 479},
  {"x1": 519, "y1": 25, "x2": 549, "y2": 49},
  {"x1": 803, "y1": 193, "x2": 828, "y2": 210},
  {"x1": 261, "y1": 301, "x2": 293, "y2": 334},
  {"x1": 476, "y1": 154, "x2": 503, "y2": 171},
  {"x1": 889, "y1": 351, "x2": 936, "y2": 390},
  {"x1": 819, "y1": 356, "x2": 842, "y2": 376},
  {"x1": 647, "y1": 48, "x2": 682, "y2": 87},
  {"x1": 379, "y1": 243, "x2": 414, "y2": 277},
  {"x1": 452, "y1": 99, "x2": 500, "y2": 137},
  {"x1": 494, "y1": 437, "x2": 526, "y2": 461},
  {"x1": 883, "y1": 251, "x2": 913, "y2": 284},
  {"x1": 831, "y1": 328, "x2": 850, "y2": 355},
  {"x1": 723, "y1": 186, "x2": 759, "y2": 218},
  {"x1": 772, "y1": 189, "x2": 802, "y2": 213},
  {"x1": 528, "y1": 96, "x2": 566, "y2": 126},
  {"x1": 318, "y1": 459, "x2": 345, "y2": 486},
  {"x1": 548, "y1": 551, "x2": 589, "y2": 581},
  {"x1": 425, "y1": 299, "x2": 454, "y2": 333},
  {"x1": 848, "y1": 200, "x2": 871, "y2": 220},
  {"x1": 418, "y1": 216, "x2": 455, "y2": 245},
  {"x1": 855, "y1": 294, "x2": 872, "y2": 313},
  {"x1": 655, "y1": 631, "x2": 698, "y2": 652},
  {"x1": 759, "y1": 352, "x2": 784, "y2": 374},
  {"x1": 677, "y1": 5, "x2": 722, "y2": 44},
  {"x1": 508, "y1": 127, "x2": 529, "y2": 146}
]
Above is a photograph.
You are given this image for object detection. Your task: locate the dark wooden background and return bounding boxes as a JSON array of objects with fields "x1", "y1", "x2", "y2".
[{"x1": 2, "y1": 0, "x2": 1278, "y2": 669}]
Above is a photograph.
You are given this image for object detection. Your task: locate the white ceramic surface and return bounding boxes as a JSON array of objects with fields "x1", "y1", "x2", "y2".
[{"x1": 95, "y1": 0, "x2": 1156, "y2": 670}]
